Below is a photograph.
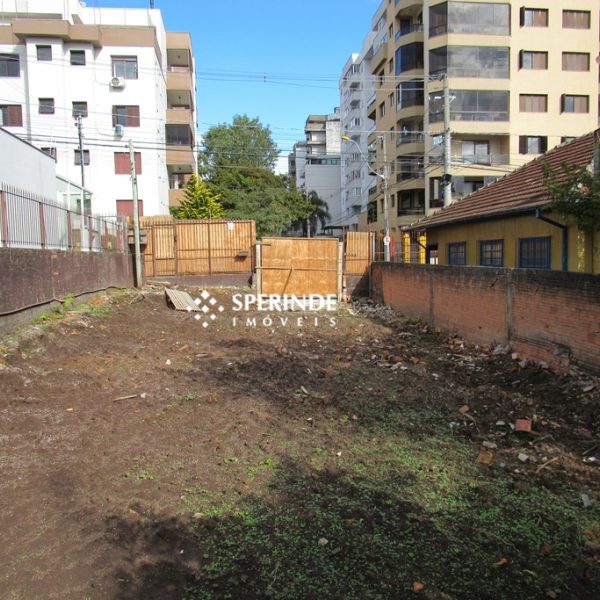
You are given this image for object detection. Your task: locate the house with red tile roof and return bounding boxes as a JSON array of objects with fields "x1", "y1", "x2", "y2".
[{"x1": 406, "y1": 130, "x2": 600, "y2": 274}]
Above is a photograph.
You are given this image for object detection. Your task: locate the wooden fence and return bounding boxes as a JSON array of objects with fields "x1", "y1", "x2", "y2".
[
  {"x1": 258, "y1": 237, "x2": 342, "y2": 297},
  {"x1": 344, "y1": 231, "x2": 374, "y2": 275},
  {"x1": 141, "y1": 218, "x2": 255, "y2": 277}
]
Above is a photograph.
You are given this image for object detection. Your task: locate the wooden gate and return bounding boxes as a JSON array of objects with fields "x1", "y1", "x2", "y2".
[
  {"x1": 141, "y1": 218, "x2": 255, "y2": 277},
  {"x1": 344, "y1": 231, "x2": 374, "y2": 299},
  {"x1": 258, "y1": 237, "x2": 342, "y2": 297}
]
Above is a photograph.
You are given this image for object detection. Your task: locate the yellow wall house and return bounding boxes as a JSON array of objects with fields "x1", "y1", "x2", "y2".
[{"x1": 407, "y1": 130, "x2": 600, "y2": 273}]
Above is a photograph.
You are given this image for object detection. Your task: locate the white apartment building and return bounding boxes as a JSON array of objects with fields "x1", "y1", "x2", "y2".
[
  {"x1": 0, "y1": 0, "x2": 196, "y2": 217},
  {"x1": 338, "y1": 0, "x2": 387, "y2": 230}
]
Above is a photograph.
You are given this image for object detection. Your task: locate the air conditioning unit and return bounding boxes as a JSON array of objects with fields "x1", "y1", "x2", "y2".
[
  {"x1": 114, "y1": 124, "x2": 124, "y2": 137},
  {"x1": 110, "y1": 76, "x2": 125, "y2": 89}
]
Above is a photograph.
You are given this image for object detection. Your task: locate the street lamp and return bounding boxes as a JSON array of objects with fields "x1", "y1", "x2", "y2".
[{"x1": 342, "y1": 134, "x2": 391, "y2": 261}]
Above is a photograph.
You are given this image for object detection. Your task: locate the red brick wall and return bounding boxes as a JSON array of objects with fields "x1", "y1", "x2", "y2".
[{"x1": 372, "y1": 263, "x2": 600, "y2": 372}]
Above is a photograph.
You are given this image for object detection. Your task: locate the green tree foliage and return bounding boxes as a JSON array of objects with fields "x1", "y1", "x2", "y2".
[
  {"x1": 200, "y1": 116, "x2": 311, "y2": 237},
  {"x1": 171, "y1": 175, "x2": 224, "y2": 220},
  {"x1": 296, "y1": 191, "x2": 331, "y2": 237},
  {"x1": 543, "y1": 160, "x2": 600, "y2": 233}
]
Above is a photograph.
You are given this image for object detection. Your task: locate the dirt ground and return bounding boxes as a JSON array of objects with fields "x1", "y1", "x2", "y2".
[{"x1": 0, "y1": 287, "x2": 599, "y2": 600}]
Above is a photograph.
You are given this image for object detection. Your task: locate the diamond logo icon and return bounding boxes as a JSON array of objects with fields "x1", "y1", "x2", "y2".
[{"x1": 192, "y1": 290, "x2": 224, "y2": 328}]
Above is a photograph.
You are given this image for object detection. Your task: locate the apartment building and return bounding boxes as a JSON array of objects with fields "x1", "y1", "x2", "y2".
[
  {"x1": 362, "y1": 0, "x2": 600, "y2": 242},
  {"x1": 338, "y1": 0, "x2": 387, "y2": 230},
  {"x1": 290, "y1": 110, "x2": 343, "y2": 233},
  {"x1": 0, "y1": 0, "x2": 196, "y2": 216}
]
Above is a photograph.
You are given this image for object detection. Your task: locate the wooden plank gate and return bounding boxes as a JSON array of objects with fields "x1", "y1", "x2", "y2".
[
  {"x1": 258, "y1": 237, "x2": 342, "y2": 298},
  {"x1": 343, "y1": 231, "x2": 374, "y2": 299},
  {"x1": 141, "y1": 218, "x2": 256, "y2": 277}
]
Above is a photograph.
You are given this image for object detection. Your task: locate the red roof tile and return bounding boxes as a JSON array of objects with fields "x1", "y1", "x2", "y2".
[{"x1": 411, "y1": 129, "x2": 599, "y2": 230}]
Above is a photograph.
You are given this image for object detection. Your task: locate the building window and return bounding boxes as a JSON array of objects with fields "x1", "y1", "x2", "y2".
[
  {"x1": 520, "y1": 8, "x2": 548, "y2": 27},
  {"x1": 429, "y1": 2, "x2": 510, "y2": 37},
  {"x1": 519, "y1": 50, "x2": 548, "y2": 70},
  {"x1": 36, "y1": 45, "x2": 52, "y2": 61},
  {"x1": 72, "y1": 101, "x2": 88, "y2": 118},
  {"x1": 519, "y1": 136, "x2": 547, "y2": 154},
  {"x1": 74, "y1": 150, "x2": 90, "y2": 165},
  {"x1": 0, "y1": 104, "x2": 23, "y2": 127},
  {"x1": 113, "y1": 105, "x2": 141, "y2": 127},
  {"x1": 562, "y1": 10, "x2": 590, "y2": 29},
  {"x1": 388, "y1": 93, "x2": 394, "y2": 107},
  {"x1": 562, "y1": 52, "x2": 590, "y2": 72},
  {"x1": 112, "y1": 56, "x2": 138, "y2": 79},
  {"x1": 0, "y1": 53, "x2": 19, "y2": 77},
  {"x1": 430, "y1": 90, "x2": 509, "y2": 122},
  {"x1": 41, "y1": 147, "x2": 57, "y2": 161},
  {"x1": 519, "y1": 94, "x2": 547, "y2": 112},
  {"x1": 561, "y1": 95, "x2": 589, "y2": 114},
  {"x1": 448, "y1": 242, "x2": 467, "y2": 266},
  {"x1": 480, "y1": 239, "x2": 503, "y2": 267},
  {"x1": 70, "y1": 50, "x2": 86, "y2": 66},
  {"x1": 395, "y1": 42, "x2": 424, "y2": 74},
  {"x1": 388, "y1": 58, "x2": 394, "y2": 73},
  {"x1": 519, "y1": 237, "x2": 551, "y2": 269},
  {"x1": 38, "y1": 98, "x2": 55, "y2": 114},
  {"x1": 462, "y1": 140, "x2": 490, "y2": 164},
  {"x1": 114, "y1": 152, "x2": 142, "y2": 174},
  {"x1": 116, "y1": 199, "x2": 144, "y2": 218},
  {"x1": 367, "y1": 201, "x2": 378, "y2": 223},
  {"x1": 430, "y1": 46, "x2": 509, "y2": 79},
  {"x1": 379, "y1": 102, "x2": 386, "y2": 117}
]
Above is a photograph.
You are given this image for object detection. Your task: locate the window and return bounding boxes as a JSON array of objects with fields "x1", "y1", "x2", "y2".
[
  {"x1": 396, "y1": 80, "x2": 424, "y2": 110},
  {"x1": 462, "y1": 140, "x2": 490, "y2": 164},
  {"x1": 38, "y1": 98, "x2": 55, "y2": 114},
  {"x1": 520, "y1": 8, "x2": 548, "y2": 27},
  {"x1": 519, "y1": 136, "x2": 547, "y2": 154},
  {"x1": 562, "y1": 10, "x2": 590, "y2": 29},
  {"x1": 519, "y1": 50, "x2": 548, "y2": 70},
  {"x1": 388, "y1": 58, "x2": 394, "y2": 73},
  {"x1": 388, "y1": 93, "x2": 394, "y2": 107},
  {"x1": 561, "y1": 136, "x2": 576, "y2": 144},
  {"x1": 74, "y1": 150, "x2": 90, "y2": 165},
  {"x1": 116, "y1": 199, "x2": 144, "y2": 219},
  {"x1": 430, "y1": 46, "x2": 509, "y2": 78},
  {"x1": 448, "y1": 242, "x2": 467, "y2": 266},
  {"x1": 70, "y1": 50, "x2": 86, "y2": 65},
  {"x1": 367, "y1": 201, "x2": 378, "y2": 223},
  {"x1": 519, "y1": 94, "x2": 547, "y2": 112},
  {"x1": 561, "y1": 95, "x2": 589, "y2": 114},
  {"x1": 112, "y1": 56, "x2": 138, "y2": 79},
  {"x1": 41, "y1": 147, "x2": 57, "y2": 161},
  {"x1": 0, "y1": 53, "x2": 19, "y2": 77},
  {"x1": 72, "y1": 101, "x2": 88, "y2": 118},
  {"x1": 112, "y1": 105, "x2": 140, "y2": 127},
  {"x1": 562, "y1": 52, "x2": 590, "y2": 72},
  {"x1": 429, "y1": 2, "x2": 510, "y2": 37},
  {"x1": 395, "y1": 42, "x2": 424, "y2": 74},
  {"x1": 36, "y1": 45, "x2": 52, "y2": 61},
  {"x1": 519, "y1": 237, "x2": 551, "y2": 269},
  {"x1": 430, "y1": 90, "x2": 509, "y2": 122},
  {"x1": 480, "y1": 239, "x2": 503, "y2": 267},
  {"x1": 114, "y1": 152, "x2": 142, "y2": 174},
  {"x1": 0, "y1": 104, "x2": 23, "y2": 127},
  {"x1": 166, "y1": 124, "x2": 192, "y2": 146},
  {"x1": 379, "y1": 102, "x2": 386, "y2": 117}
]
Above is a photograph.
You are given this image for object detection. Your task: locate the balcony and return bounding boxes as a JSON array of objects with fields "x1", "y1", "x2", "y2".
[
  {"x1": 169, "y1": 188, "x2": 185, "y2": 207},
  {"x1": 167, "y1": 145, "x2": 194, "y2": 167},
  {"x1": 395, "y1": 23, "x2": 423, "y2": 40},
  {"x1": 166, "y1": 107, "x2": 193, "y2": 126},
  {"x1": 167, "y1": 67, "x2": 193, "y2": 93},
  {"x1": 397, "y1": 207, "x2": 425, "y2": 216},
  {"x1": 371, "y1": 41, "x2": 388, "y2": 72},
  {"x1": 396, "y1": 132, "x2": 425, "y2": 146}
]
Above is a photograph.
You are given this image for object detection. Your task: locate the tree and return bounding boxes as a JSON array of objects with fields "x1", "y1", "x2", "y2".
[
  {"x1": 171, "y1": 175, "x2": 224, "y2": 220},
  {"x1": 199, "y1": 116, "x2": 311, "y2": 237},
  {"x1": 304, "y1": 191, "x2": 331, "y2": 237},
  {"x1": 200, "y1": 114, "x2": 278, "y2": 171},
  {"x1": 543, "y1": 161, "x2": 600, "y2": 233}
]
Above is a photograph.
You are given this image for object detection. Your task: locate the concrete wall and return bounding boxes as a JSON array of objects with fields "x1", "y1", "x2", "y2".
[
  {"x1": 0, "y1": 128, "x2": 56, "y2": 196},
  {"x1": 0, "y1": 248, "x2": 134, "y2": 331},
  {"x1": 372, "y1": 262, "x2": 600, "y2": 372}
]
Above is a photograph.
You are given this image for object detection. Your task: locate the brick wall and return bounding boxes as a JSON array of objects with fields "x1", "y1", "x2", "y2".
[
  {"x1": 372, "y1": 263, "x2": 600, "y2": 372},
  {"x1": 0, "y1": 249, "x2": 134, "y2": 331}
]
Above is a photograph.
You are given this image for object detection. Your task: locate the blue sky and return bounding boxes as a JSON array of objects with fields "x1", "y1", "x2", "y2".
[{"x1": 92, "y1": 0, "x2": 381, "y2": 167}]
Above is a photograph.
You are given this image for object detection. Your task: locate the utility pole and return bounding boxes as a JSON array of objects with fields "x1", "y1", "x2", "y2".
[
  {"x1": 75, "y1": 114, "x2": 86, "y2": 214},
  {"x1": 442, "y1": 74, "x2": 452, "y2": 207},
  {"x1": 382, "y1": 134, "x2": 391, "y2": 262},
  {"x1": 129, "y1": 139, "x2": 143, "y2": 288}
]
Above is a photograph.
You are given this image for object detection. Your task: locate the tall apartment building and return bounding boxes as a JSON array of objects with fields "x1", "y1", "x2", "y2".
[
  {"x1": 0, "y1": 0, "x2": 196, "y2": 216},
  {"x1": 290, "y1": 110, "x2": 343, "y2": 233},
  {"x1": 338, "y1": 0, "x2": 387, "y2": 230},
  {"x1": 362, "y1": 0, "x2": 600, "y2": 240}
]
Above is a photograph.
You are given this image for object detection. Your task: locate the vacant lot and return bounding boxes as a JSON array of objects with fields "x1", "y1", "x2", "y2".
[{"x1": 0, "y1": 288, "x2": 599, "y2": 600}]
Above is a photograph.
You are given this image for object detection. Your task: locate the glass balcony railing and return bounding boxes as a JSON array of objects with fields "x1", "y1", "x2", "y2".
[{"x1": 396, "y1": 24, "x2": 423, "y2": 39}]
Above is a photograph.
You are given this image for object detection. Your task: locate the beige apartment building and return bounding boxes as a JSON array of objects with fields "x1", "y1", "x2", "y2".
[{"x1": 361, "y1": 0, "x2": 600, "y2": 244}]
